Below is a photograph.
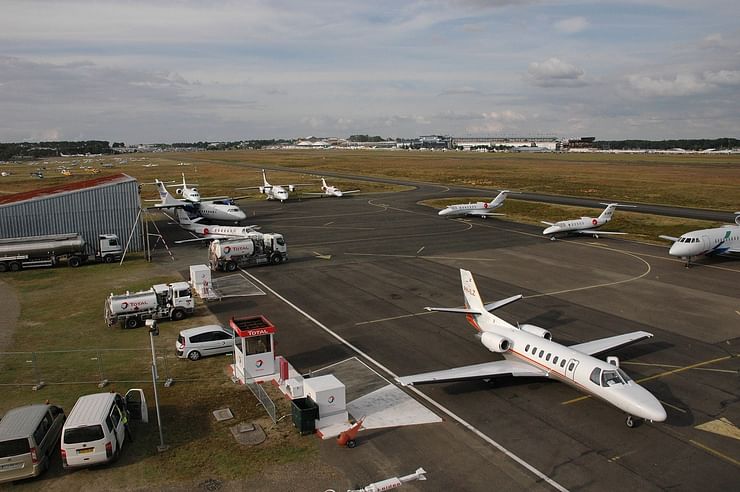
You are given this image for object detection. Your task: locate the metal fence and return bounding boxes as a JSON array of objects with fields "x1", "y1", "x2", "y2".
[
  {"x1": 241, "y1": 364, "x2": 277, "y2": 424},
  {"x1": 0, "y1": 348, "x2": 225, "y2": 388}
]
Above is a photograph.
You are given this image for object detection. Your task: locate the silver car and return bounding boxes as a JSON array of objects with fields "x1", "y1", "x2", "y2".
[{"x1": 176, "y1": 324, "x2": 234, "y2": 361}]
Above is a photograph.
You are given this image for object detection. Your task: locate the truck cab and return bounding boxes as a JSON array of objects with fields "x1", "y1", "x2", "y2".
[
  {"x1": 152, "y1": 282, "x2": 194, "y2": 321},
  {"x1": 96, "y1": 234, "x2": 123, "y2": 263}
]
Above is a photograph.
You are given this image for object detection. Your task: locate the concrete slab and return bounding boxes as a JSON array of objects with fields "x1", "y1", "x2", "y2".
[
  {"x1": 211, "y1": 273, "x2": 265, "y2": 298},
  {"x1": 347, "y1": 384, "x2": 442, "y2": 430}
]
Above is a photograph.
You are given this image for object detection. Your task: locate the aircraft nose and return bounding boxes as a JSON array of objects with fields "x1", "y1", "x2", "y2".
[
  {"x1": 543, "y1": 226, "x2": 556, "y2": 235},
  {"x1": 669, "y1": 243, "x2": 694, "y2": 258},
  {"x1": 336, "y1": 191, "x2": 343, "y2": 197},
  {"x1": 234, "y1": 210, "x2": 247, "y2": 220},
  {"x1": 627, "y1": 387, "x2": 667, "y2": 422},
  {"x1": 438, "y1": 208, "x2": 449, "y2": 216}
]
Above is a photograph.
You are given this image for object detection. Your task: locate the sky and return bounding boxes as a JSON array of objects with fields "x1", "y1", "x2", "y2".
[{"x1": 1, "y1": 0, "x2": 739, "y2": 143}]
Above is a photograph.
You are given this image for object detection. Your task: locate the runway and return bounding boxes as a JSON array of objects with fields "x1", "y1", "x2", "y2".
[{"x1": 158, "y1": 184, "x2": 739, "y2": 491}]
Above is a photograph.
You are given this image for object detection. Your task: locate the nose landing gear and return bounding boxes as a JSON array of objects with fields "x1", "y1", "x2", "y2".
[{"x1": 625, "y1": 415, "x2": 643, "y2": 428}]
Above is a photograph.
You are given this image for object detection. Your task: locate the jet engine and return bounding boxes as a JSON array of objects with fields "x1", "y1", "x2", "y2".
[
  {"x1": 480, "y1": 332, "x2": 511, "y2": 353},
  {"x1": 288, "y1": 185, "x2": 296, "y2": 192},
  {"x1": 259, "y1": 186, "x2": 266, "y2": 194},
  {"x1": 176, "y1": 188, "x2": 183, "y2": 195},
  {"x1": 735, "y1": 214, "x2": 740, "y2": 226},
  {"x1": 519, "y1": 324, "x2": 552, "y2": 340}
]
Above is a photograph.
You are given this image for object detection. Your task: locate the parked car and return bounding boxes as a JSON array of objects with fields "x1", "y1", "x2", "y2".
[
  {"x1": 0, "y1": 403, "x2": 65, "y2": 483},
  {"x1": 60, "y1": 390, "x2": 146, "y2": 469},
  {"x1": 176, "y1": 324, "x2": 234, "y2": 361}
]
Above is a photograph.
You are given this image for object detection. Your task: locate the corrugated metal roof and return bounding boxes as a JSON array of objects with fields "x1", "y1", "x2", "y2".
[{"x1": 0, "y1": 173, "x2": 135, "y2": 206}]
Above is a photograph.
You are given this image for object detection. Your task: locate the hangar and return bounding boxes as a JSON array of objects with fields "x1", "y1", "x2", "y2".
[{"x1": 0, "y1": 173, "x2": 144, "y2": 253}]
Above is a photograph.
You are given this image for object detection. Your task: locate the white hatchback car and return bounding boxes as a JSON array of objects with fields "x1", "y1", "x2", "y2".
[{"x1": 176, "y1": 325, "x2": 234, "y2": 361}]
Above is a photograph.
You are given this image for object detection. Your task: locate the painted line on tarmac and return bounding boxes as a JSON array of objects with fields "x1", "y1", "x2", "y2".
[
  {"x1": 562, "y1": 355, "x2": 733, "y2": 405},
  {"x1": 345, "y1": 252, "x2": 496, "y2": 261},
  {"x1": 242, "y1": 269, "x2": 569, "y2": 492},
  {"x1": 355, "y1": 311, "x2": 434, "y2": 326},
  {"x1": 621, "y1": 361, "x2": 737, "y2": 375},
  {"x1": 689, "y1": 440, "x2": 740, "y2": 467}
]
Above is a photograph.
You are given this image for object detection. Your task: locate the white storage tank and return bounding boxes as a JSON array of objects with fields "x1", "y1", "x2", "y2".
[{"x1": 303, "y1": 375, "x2": 347, "y2": 428}]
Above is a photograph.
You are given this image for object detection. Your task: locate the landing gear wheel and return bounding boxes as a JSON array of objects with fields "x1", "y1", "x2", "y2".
[{"x1": 625, "y1": 415, "x2": 642, "y2": 428}]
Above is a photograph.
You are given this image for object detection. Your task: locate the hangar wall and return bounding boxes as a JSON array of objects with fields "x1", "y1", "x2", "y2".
[{"x1": 0, "y1": 174, "x2": 144, "y2": 254}]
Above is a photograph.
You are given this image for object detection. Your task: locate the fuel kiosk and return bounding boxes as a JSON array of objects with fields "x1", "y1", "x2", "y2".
[{"x1": 230, "y1": 315, "x2": 277, "y2": 383}]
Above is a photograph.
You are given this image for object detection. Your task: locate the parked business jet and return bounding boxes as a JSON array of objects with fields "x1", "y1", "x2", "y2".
[
  {"x1": 304, "y1": 177, "x2": 360, "y2": 198},
  {"x1": 151, "y1": 179, "x2": 247, "y2": 223},
  {"x1": 241, "y1": 169, "x2": 306, "y2": 202},
  {"x1": 542, "y1": 203, "x2": 631, "y2": 239},
  {"x1": 659, "y1": 213, "x2": 740, "y2": 267},
  {"x1": 172, "y1": 209, "x2": 258, "y2": 243},
  {"x1": 438, "y1": 190, "x2": 515, "y2": 218},
  {"x1": 397, "y1": 269, "x2": 666, "y2": 428}
]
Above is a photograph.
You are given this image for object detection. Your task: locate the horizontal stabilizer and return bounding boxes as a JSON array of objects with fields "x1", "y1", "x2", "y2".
[
  {"x1": 659, "y1": 235, "x2": 679, "y2": 242},
  {"x1": 424, "y1": 306, "x2": 481, "y2": 315},
  {"x1": 569, "y1": 331, "x2": 653, "y2": 357},
  {"x1": 396, "y1": 360, "x2": 545, "y2": 386},
  {"x1": 483, "y1": 294, "x2": 523, "y2": 312}
]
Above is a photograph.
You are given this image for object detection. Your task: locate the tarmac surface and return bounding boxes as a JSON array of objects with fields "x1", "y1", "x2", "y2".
[{"x1": 155, "y1": 181, "x2": 739, "y2": 491}]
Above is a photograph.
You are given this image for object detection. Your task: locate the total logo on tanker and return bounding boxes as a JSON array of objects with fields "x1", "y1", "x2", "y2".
[{"x1": 120, "y1": 300, "x2": 149, "y2": 311}]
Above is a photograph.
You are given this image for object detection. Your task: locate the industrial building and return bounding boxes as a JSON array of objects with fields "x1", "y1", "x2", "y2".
[{"x1": 0, "y1": 173, "x2": 144, "y2": 254}]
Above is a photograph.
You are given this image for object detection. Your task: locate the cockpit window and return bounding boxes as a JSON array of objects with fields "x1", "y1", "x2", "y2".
[
  {"x1": 589, "y1": 368, "x2": 601, "y2": 385},
  {"x1": 601, "y1": 369, "x2": 625, "y2": 387},
  {"x1": 617, "y1": 368, "x2": 632, "y2": 383}
]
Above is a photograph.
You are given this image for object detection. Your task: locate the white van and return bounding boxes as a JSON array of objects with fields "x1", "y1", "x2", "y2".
[
  {"x1": 176, "y1": 324, "x2": 234, "y2": 361},
  {"x1": 60, "y1": 390, "x2": 147, "y2": 468}
]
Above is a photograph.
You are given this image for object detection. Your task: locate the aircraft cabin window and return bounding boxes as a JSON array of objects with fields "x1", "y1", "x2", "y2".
[
  {"x1": 590, "y1": 368, "x2": 601, "y2": 385},
  {"x1": 617, "y1": 368, "x2": 632, "y2": 382},
  {"x1": 539, "y1": 350, "x2": 544, "y2": 358},
  {"x1": 546, "y1": 353, "x2": 551, "y2": 361},
  {"x1": 568, "y1": 362, "x2": 575, "y2": 371},
  {"x1": 553, "y1": 356, "x2": 559, "y2": 364},
  {"x1": 525, "y1": 344, "x2": 530, "y2": 351},
  {"x1": 532, "y1": 347, "x2": 537, "y2": 354},
  {"x1": 561, "y1": 360, "x2": 566, "y2": 368}
]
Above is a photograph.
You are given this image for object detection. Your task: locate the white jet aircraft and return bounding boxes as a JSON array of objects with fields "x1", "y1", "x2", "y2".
[
  {"x1": 397, "y1": 269, "x2": 667, "y2": 428},
  {"x1": 304, "y1": 177, "x2": 360, "y2": 198},
  {"x1": 659, "y1": 213, "x2": 740, "y2": 267},
  {"x1": 241, "y1": 169, "x2": 306, "y2": 202},
  {"x1": 152, "y1": 179, "x2": 247, "y2": 223},
  {"x1": 542, "y1": 203, "x2": 631, "y2": 239},
  {"x1": 438, "y1": 190, "x2": 515, "y2": 218},
  {"x1": 172, "y1": 209, "x2": 258, "y2": 243}
]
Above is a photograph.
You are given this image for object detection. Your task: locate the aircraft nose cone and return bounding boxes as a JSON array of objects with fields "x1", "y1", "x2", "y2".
[
  {"x1": 438, "y1": 208, "x2": 450, "y2": 216},
  {"x1": 336, "y1": 191, "x2": 343, "y2": 197},
  {"x1": 233, "y1": 210, "x2": 247, "y2": 221},
  {"x1": 543, "y1": 226, "x2": 556, "y2": 235}
]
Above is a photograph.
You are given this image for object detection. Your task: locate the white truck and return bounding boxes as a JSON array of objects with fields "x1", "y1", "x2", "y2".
[
  {"x1": 104, "y1": 281, "x2": 195, "y2": 329},
  {"x1": 208, "y1": 233, "x2": 287, "y2": 272},
  {"x1": 0, "y1": 233, "x2": 122, "y2": 272}
]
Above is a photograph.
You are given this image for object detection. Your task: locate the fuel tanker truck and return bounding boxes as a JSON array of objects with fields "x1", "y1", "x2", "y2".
[
  {"x1": 208, "y1": 233, "x2": 287, "y2": 272},
  {"x1": 0, "y1": 233, "x2": 122, "y2": 272},
  {"x1": 104, "y1": 281, "x2": 195, "y2": 329}
]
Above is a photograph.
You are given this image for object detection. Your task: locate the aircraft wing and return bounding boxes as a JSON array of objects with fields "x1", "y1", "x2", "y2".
[
  {"x1": 575, "y1": 230, "x2": 627, "y2": 235},
  {"x1": 343, "y1": 189, "x2": 361, "y2": 194},
  {"x1": 469, "y1": 211, "x2": 505, "y2": 217},
  {"x1": 569, "y1": 331, "x2": 653, "y2": 357},
  {"x1": 541, "y1": 221, "x2": 555, "y2": 226},
  {"x1": 659, "y1": 235, "x2": 679, "y2": 242},
  {"x1": 396, "y1": 360, "x2": 546, "y2": 386}
]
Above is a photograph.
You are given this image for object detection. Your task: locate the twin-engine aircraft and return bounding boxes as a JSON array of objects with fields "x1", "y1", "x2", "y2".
[
  {"x1": 240, "y1": 169, "x2": 307, "y2": 202},
  {"x1": 171, "y1": 209, "x2": 258, "y2": 243},
  {"x1": 438, "y1": 190, "x2": 515, "y2": 218},
  {"x1": 542, "y1": 203, "x2": 631, "y2": 239},
  {"x1": 304, "y1": 177, "x2": 360, "y2": 198},
  {"x1": 151, "y1": 178, "x2": 247, "y2": 222},
  {"x1": 659, "y1": 212, "x2": 740, "y2": 266},
  {"x1": 397, "y1": 269, "x2": 666, "y2": 428}
]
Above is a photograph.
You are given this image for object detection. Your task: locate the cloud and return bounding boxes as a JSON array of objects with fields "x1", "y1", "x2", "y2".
[
  {"x1": 554, "y1": 17, "x2": 589, "y2": 34},
  {"x1": 465, "y1": 110, "x2": 527, "y2": 134},
  {"x1": 439, "y1": 86, "x2": 484, "y2": 96},
  {"x1": 627, "y1": 70, "x2": 740, "y2": 97},
  {"x1": 700, "y1": 33, "x2": 727, "y2": 49},
  {"x1": 702, "y1": 69, "x2": 740, "y2": 86},
  {"x1": 528, "y1": 57, "x2": 586, "y2": 87}
]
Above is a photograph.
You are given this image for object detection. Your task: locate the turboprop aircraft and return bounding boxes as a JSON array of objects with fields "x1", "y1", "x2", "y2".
[
  {"x1": 240, "y1": 169, "x2": 307, "y2": 202},
  {"x1": 396, "y1": 269, "x2": 666, "y2": 428},
  {"x1": 438, "y1": 190, "x2": 515, "y2": 218},
  {"x1": 171, "y1": 209, "x2": 258, "y2": 243},
  {"x1": 659, "y1": 212, "x2": 740, "y2": 267},
  {"x1": 151, "y1": 179, "x2": 247, "y2": 223},
  {"x1": 542, "y1": 203, "x2": 632, "y2": 239},
  {"x1": 304, "y1": 177, "x2": 360, "y2": 198}
]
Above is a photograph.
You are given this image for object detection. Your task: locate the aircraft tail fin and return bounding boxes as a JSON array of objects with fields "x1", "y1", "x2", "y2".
[
  {"x1": 490, "y1": 190, "x2": 510, "y2": 206},
  {"x1": 155, "y1": 179, "x2": 182, "y2": 206},
  {"x1": 321, "y1": 177, "x2": 328, "y2": 188},
  {"x1": 460, "y1": 269, "x2": 485, "y2": 313},
  {"x1": 598, "y1": 203, "x2": 619, "y2": 222},
  {"x1": 262, "y1": 169, "x2": 269, "y2": 187},
  {"x1": 175, "y1": 208, "x2": 194, "y2": 225}
]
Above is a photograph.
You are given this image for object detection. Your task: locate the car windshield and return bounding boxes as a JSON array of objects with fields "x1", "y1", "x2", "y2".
[
  {"x1": 64, "y1": 425, "x2": 104, "y2": 444},
  {"x1": 0, "y1": 438, "x2": 30, "y2": 458},
  {"x1": 601, "y1": 370, "x2": 625, "y2": 387}
]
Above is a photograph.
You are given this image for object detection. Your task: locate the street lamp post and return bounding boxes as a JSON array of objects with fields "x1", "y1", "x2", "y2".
[{"x1": 146, "y1": 319, "x2": 168, "y2": 452}]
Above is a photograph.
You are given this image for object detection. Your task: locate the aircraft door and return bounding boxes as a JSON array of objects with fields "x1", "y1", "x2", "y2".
[
  {"x1": 565, "y1": 359, "x2": 580, "y2": 380},
  {"x1": 701, "y1": 235, "x2": 711, "y2": 251}
]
